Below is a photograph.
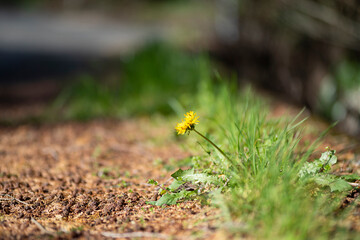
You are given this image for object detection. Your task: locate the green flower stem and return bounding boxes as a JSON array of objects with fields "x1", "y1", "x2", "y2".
[{"x1": 193, "y1": 128, "x2": 231, "y2": 161}]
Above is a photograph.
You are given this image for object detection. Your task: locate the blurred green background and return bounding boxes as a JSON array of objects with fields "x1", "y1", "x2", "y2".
[{"x1": 1, "y1": 0, "x2": 360, "y2": 137}]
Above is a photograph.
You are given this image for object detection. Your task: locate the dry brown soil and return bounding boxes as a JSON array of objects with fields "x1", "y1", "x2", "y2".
[
  {"x1": 0, "y1": 118, "x2": 219, "y2": 240},
  {"x1": 0, "y1": 103, "x2": 360, "y2": 239}
]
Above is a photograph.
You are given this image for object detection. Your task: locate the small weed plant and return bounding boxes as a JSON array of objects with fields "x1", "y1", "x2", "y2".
[
  {"x1": 51, "y1": 42, "x2": 360, "y2": 239},
  {"x1": 148, "y1": 79, "x2": 360, "y2": 239}
]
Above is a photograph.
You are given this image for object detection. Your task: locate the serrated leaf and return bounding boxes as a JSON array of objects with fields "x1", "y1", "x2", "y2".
[
  {"x1": 147, "y1": 193, "x2": 179, "y2": 206},
  {"x1": 314, "y1": 176, "x2": 332, "y2": 186},
  {"x1": 328, "y1": 155, "x2": 337, "y2": 165},
  {"x1": 319, "y1": 150, "x2": 337, "y2": 165},
  {"x1": 147, "y1": 190, "x2": 195, "y2": 206},
  {"x1": 299, "y1": 150, "x2": 338, "y2": 177},
  {"x1": 341, "y1": 174, "x2": 360, "y2": 181},
  {"x1": 169, "y1": 179, "x2": 184, "y2": 192},
  {"x1": 171, "y1": 169, "x2": 194, "y2": 179},
  {"x1": 299, "y1": 162, "x2": 318, "y2": 178},
  {"x1": 329, "y1": 179, "x2": 352, "y2": 192},
  {"x1": 171, "y1": 168, "x2": 222, "y2": 185},
  {"x1": 182, "y1": 173, "x2": 220, "y2": 184}
]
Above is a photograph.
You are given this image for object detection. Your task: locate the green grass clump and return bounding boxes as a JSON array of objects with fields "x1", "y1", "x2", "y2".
[
  {"x1": 50, "y1": 43, "x2": 207, "y2": 120},
  {"x1": 51, "y1": 42, "x2": 358, "y2": 239},
  {"x1": 173, "y1": 79, "x2": 357, "y2": 239},
  {"x1": 51, "y1": 75, "x2": 115, "y2": 120},
  {"x1": 150, "y1": 75, "x2": 357, "y2": 239}
]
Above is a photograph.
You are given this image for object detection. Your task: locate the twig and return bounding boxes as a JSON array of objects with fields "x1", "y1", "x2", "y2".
[
  {"x1": 223, "y1": 178, "x2": 230, "y2": 187},
  {"x1": 101, "y1": 231, "x2": 169, "y2": 239},
  {"x1": 31, "y1": 217, "x2": 53, "y2": 235},
  {"x1": 152, "y1": 177, "x2": 173, "y2": 201},
  {"x1": 0, "y1": 198, "x2": 13, "y2": 201},
  {"x1": 1, "y1": 194, "x2": 31, "y2": 207}
]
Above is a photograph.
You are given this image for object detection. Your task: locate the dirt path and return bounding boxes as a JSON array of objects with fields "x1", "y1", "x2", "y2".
[
  {"x1": 0, "y1": 119, "x2": 218, "y2": 239},
  {"x1": 1, "y1": 103, "x2": 360, "y2": 239}
]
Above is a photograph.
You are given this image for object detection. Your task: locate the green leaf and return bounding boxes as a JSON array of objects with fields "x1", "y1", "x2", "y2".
[
  {"x1": 329, "y1": 179, "x2": 352, "y2": 192},
  {"x1": 147, "y1": 179, "x2": 158, "y2": 186},
  {"x1": 171, "y1": 169, "x2": 194, "y2": 179},
  {"x1": 158, "y1": 189, "x2": 167, "y2": 195},
  {"x1": 146, "y1": 190, "x2": 195, "y2": 206},
  {"x1": 314, "y1": 176, "x2": 332, "y2": 186},
  {"x1": 319, "y1": 150, "x2": 337, "y2": 165},
  {"x1": 169, "y1": 179, "x2": 184, "y2": 192},
  {"x1": 299, "y1": 149, "x2": 338, "y2": 178},
  {"x1": 328, "y1": 155, "x2": 337, "y2": 165},
  {"x1": 311, "y1": 176, "x2": 352, "y2": 192},
  {"x1": 147, "y1": 193, "x2": 179, "y2": 206},
  {"x1": 341, "y1": 174, "x2": 360, "y2": 181},
  {"x1": 299, "y1": 162, "x2": 318, "y2": 178},
  {"x1": 171, "y1": 168, "x2": 222, "y2": 185},
  {"x1": 323, "y1": 165, "x2": 331, "y2": 172}
]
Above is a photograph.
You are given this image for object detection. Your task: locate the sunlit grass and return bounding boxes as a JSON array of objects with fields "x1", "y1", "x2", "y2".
[
  {"x1": 49, "y1": 43, "x2": 207, "y2": 120},
  {"x1": 179, "y1": 77, "x2": 356, "y2": 239},
  {"x1": 51, "y1": 42, "x2": 358, "y2": 239}
]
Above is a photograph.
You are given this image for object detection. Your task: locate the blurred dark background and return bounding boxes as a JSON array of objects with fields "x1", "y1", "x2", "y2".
[
  {"x1": 1, "y1": 0, "x2": 360, "y2": 137},
  {"x1": 215, "y1": 0, "x2": 360, "y2": 137}
]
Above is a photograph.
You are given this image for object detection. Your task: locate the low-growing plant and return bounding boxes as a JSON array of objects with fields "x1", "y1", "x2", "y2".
[{"x1": 148, "y1": 81, "x2": 360, "y2": 239}]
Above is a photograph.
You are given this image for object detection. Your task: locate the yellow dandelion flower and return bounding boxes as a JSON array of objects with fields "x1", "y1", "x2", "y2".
[
  {"x1": 173, "y1": 111, "x2": 230, "y2": 161},
  {"x1": 175, "y1": 111, "x2": 199, "y2": 135},
  {"x1": 184, "y1": 111, "x2": 199, "y2": 126}
]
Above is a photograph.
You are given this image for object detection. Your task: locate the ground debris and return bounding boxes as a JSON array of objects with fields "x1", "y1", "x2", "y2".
[{"x1": 0, "y1": 120, "x2": 215, "y2": 239}]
